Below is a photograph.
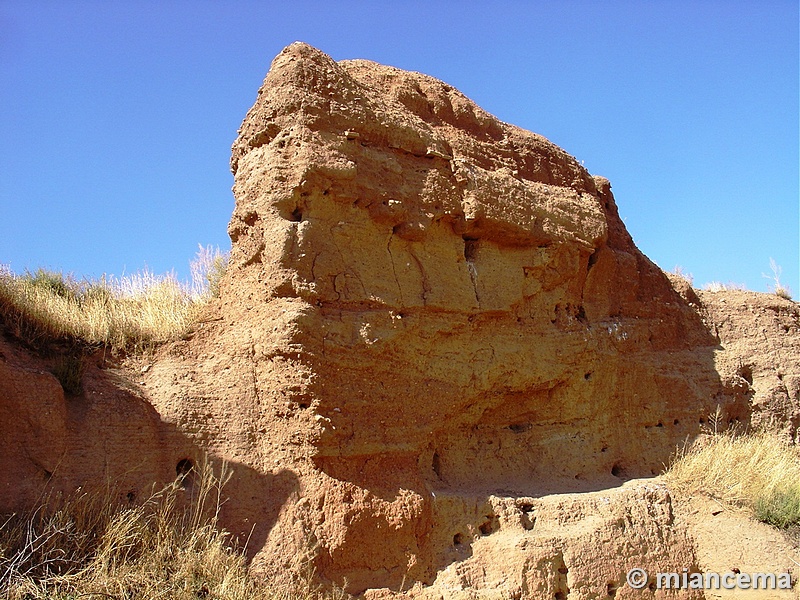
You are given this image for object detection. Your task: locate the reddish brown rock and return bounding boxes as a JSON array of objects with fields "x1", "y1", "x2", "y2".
[
  {"x1": 191, "y1": 42, "x2": 739, "y2": 593},
  {"x1": 2, "y1": 43, "x2": 799, "y2": 599},
  {"x1": 698, "y1": 289, "x2": 800, "y2": 439}
]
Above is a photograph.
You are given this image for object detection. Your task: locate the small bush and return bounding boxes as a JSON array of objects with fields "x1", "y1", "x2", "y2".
[
  {"x1": 669, "y1": 265, "x2": 694, "y2": 286},
  {"x1": 754, "y1": 486, "x2": 800, "y2": 529},
  {"x1": 27, "y1": 268, "x2": 78, "y2": 300},
  {"x1": 763, "y1": 258, "x2": 792, "y2": 301},
  {"x1": 702, "y1": 281, "x2": 746, "y2": 292}
]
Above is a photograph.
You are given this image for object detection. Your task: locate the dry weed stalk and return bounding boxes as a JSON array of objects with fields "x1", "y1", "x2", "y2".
[
  {"x1": 0, "y1": 461, "x2": 344, "y2": 600},
  {"x1": 763, "y1": 258, "x2": 792, "y2": 300}
]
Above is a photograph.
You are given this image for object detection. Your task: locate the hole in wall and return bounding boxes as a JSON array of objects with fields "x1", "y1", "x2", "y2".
[
  {"x1": 587, "y1": 249, "x2": 600, "y2": 271},
  {"x1": 508, "y1": 423, "x2": 531, "y2": 434},
  {"x1": 479, "y1": 514, "x2": 499, "y2": 536},
  {"x1": 289, "y1": 206, "x2": 303, "y2": 222},
  {"x1": 463, "y1": 236, "x2": 479, "y2": 262},
  {"x1": 518, "y1": 503, "x2": 535, "y2": 531},
  {"x1": 737, "y1": 364, "x2": 753, "y2": 385},
  {"x1": 432, "y1": 452, "x2": 442, "y2": 480},
  {"x1": 176, "y1": 458, "x2": 195, "y2": 489},
  {"x1": 453, "y1": 533, "x2": 463, "y2": 546},
  {"x1": 576, "y1": 305, "x2": 587, "y2": 322},
  {"x1": 584, "y1": 372, "x2": 592, "y2": 380},
  {"x1": 611, "y1": 463, "x2": 625, "y2": 478}
]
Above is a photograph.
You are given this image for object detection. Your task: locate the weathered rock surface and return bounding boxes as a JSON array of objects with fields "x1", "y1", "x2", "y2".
[
  {"x1": 699, "y1": 289, "x2": 800, "y2": 440},
  {"x1": 178, "y1": 42, "x2": 773, "y2": 594},
  {"x1": 2, "y1": 43, "x2": 799, "y2": 599}
]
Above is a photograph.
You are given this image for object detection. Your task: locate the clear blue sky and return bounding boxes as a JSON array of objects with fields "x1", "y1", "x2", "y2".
[{"x1": 1, "y1": 1, "x2": 797, "y2": 295}]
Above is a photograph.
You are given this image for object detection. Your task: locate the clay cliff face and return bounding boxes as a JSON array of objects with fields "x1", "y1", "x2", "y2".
[
  {"x1": 209, "y1": 42, "x2": 739, "y2": 592},
  {"x1": 225, "y1": 42, "x2": 730, "y2": 478},
  {"x1": 126, "y1": 44, "x2": 768, "y2": 598},
  {"x1": 2, "y1": 43, "x2": 799, "y2": 599}
]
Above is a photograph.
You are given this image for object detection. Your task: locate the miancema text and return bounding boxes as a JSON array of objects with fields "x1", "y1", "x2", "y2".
[{"x1": 658, "y1": 570, "x2": 791, "y2": 590}]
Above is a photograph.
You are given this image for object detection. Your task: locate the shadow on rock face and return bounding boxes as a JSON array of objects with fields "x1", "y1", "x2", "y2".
[{"x1": 0, "y1": 335, "x2": 298, "y2": 562}]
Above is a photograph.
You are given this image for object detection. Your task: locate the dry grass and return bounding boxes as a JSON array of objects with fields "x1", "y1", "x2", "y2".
[
  {"x1": 0, "y1": 268, "x2": 199, "y2": 353},
  {"x1": 763, "y1": 257, "x2": 793, "y2": 301},
  {"x1": 702, "y1": 281, "x2": 747, "y2": 292},
  {"x1": 666, "y1": 429, "x2": 800, "y2": 528},
  {"x1": 0, "y1": 247, "x2": 228, "y2": 354},
  {"x1": 668, "y1": 265, "x2": 694, "y2": 287},
  {"x1": 191, "y1": 244, "x2": 229, "y2": 300},
  {"x1": 0, "y1": 462, "x2": 345, "y2": 600}
]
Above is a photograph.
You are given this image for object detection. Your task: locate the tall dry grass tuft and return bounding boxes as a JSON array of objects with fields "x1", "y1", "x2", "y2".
[
  {"x1": 666, "y1": 429, "x2": 800, "y2": 528},
  {"x1": 763, "y1": 257, "x2": 793, "y2": 301},
  {"x1": 191, "y1": 244, "x2": 229, "y2": 299},
  {"x1": 0, "y1": 246, "x2": 228, "y2": 354},
  {"x1": 0, "y1": 461, "x2": 345, "y2": 600}
]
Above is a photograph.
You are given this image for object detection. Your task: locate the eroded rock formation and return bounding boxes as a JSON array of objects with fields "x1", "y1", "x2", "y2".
[
  {"x1": 182, "y1": 42, "x2": 747, "y2": 593},
  {"x1": 2, "y1": 43, "x2": 799, "y2": 599}
]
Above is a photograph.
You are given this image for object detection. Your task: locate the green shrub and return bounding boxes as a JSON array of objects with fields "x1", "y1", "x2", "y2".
[
  {"x1": 754, "y1": 486, "x2": 800, "y2": 529},
  {"x1": 190, "y1": 244, "x2": 229, "y2": 299},
  {"x1": 27, "y1": 268, "x2": 78, "y2": 300}
]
